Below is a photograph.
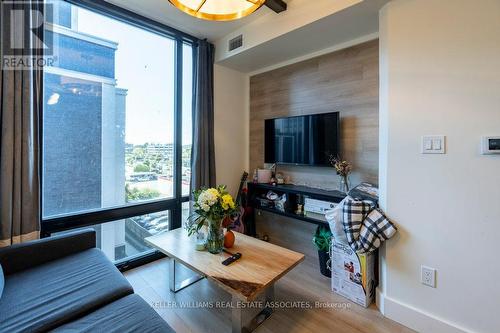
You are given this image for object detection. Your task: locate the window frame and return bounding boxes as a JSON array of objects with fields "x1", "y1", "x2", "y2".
[{"x1": 40, "y1": 0, "x2": 198, "y2": 270}]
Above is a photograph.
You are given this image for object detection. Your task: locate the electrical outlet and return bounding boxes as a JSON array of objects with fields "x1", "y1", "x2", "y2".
[{"x1": 421, "y1": 266, "x2": 436, "y2": 288}]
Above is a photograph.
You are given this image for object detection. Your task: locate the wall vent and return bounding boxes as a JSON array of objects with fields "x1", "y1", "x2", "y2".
[{"x1": 228, "y1": 35, "x2": 243, "y2": 51}]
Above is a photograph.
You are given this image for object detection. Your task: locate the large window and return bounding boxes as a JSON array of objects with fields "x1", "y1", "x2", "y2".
[{"x1": 41, "y1": 0, "x2": 196, "y2": 266}]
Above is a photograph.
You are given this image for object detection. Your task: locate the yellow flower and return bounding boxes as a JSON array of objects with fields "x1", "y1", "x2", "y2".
[
  {"x1": 221, "y1": 194, "x2": 235, "y2": 210},
  {"x1": 206, "y1": 188, "x2": 220, "y2": 198}
]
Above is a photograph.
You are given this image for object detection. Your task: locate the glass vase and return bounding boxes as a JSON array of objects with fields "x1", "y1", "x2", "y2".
[
  {"x1": 206, "y1": 223, "x2": 224, "y2": 254},
  {"x1": 339, "y1": 175, "x2": 350, "y2": 193},
  {"x1": 194, "y1": 231, "x2": 206, "y2": 251}
]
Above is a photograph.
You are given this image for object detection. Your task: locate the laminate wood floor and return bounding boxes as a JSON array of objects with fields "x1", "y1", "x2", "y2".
[{"x1": 124, "y1": 255, "x2": 414, "y2": 333}]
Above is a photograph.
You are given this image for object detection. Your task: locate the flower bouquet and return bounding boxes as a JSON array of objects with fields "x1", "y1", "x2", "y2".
[
  {"x1": 186, "y1": 186, "x2": 238, "y2": 254},
  {"x1": 330, "y1": 156, "x2": 353, "y2": 193}
]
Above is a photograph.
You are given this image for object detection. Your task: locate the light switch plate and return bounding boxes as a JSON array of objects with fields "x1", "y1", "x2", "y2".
[{"x1": 422, "y1": 136, "x2": 446, "y2": 154}]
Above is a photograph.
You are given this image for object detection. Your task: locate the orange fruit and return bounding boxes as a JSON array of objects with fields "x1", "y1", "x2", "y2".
[{"x1": 224, "y1": 230, "x2": 235, "y2": 248}]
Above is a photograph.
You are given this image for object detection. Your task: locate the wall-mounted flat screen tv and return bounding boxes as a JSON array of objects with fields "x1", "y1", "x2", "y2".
[{"x1": 265, "y1": 112, "x2": 340, "y2": 166}]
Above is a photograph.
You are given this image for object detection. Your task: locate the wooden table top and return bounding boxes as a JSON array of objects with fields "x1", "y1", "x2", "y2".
[{"x1": 145, "y1": 229, "x2": 305, "y2": 301}]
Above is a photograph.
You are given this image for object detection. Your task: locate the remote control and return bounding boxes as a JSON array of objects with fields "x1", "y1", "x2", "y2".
[{"x1": 222, "y1": 252, "x2": 242, "y2": 266}]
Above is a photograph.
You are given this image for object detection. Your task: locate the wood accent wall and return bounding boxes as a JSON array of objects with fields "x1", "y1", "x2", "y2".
[{"x1": 249, "y1": 40, "x2": 379, "y2": 187}]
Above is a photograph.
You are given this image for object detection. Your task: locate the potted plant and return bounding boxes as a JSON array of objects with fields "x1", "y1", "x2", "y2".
[
  {"x1": 186, "y1": 186, "x2": 238, "y2": 254},
  {"x1": 313, "y1": 226, "x2": 333, "y2": 277}
]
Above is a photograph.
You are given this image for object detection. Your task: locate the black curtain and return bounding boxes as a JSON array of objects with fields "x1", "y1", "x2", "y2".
[{"x1": 191, "y1": 40, "x2": 216, "y2": 192}]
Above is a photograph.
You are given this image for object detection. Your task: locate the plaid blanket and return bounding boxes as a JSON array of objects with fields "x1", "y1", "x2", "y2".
[{"x1": 342, "y1": 197, "x2": 397, "y2": 253}]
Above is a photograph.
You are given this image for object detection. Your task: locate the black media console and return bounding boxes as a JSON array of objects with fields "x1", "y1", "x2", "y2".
[{"x1": 246, "y1": 183, "x2": 346, "y2": 236}]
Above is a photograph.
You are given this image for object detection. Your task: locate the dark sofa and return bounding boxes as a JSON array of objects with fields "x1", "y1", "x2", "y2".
[{"x1": 0, "y1": 229, "x2": 174, "y2": 333}]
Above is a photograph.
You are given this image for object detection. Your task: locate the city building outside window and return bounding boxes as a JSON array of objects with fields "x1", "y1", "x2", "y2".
[{"x1": 42, "y1": 0, "x2": 195, "y2": 265}]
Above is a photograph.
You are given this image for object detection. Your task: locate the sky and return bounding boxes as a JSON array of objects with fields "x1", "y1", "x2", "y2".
[{"x1": 76, "y1": 7, "x2": 193, "y2": 145}]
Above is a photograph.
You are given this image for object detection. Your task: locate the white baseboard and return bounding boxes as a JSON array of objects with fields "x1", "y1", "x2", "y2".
[
  {"x1": 375, "y1": 287, "x2": 385, "y2": 314},
  {"x1": 376, "y1": 291, "x2": 473, "y2": 333}
]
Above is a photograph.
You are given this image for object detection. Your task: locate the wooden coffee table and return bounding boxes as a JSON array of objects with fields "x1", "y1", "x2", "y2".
[{"x1": 145, "y1": 229, "x2": 304, "y2": 333}]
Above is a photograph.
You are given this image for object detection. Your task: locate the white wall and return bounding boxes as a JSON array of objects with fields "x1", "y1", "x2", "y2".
[
  {"x1": 214, "y1": 0, "x2": 362, "y2": 62},
  {"x1": 214, "y1": 64, "x2": 249, "y2": 196},
  {"x1": 379, "y1": 1, "x2": 500, "y2": 333}
]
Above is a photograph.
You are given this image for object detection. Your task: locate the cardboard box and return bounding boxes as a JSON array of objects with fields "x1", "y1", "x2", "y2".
[{"x1": 331, "y1": 241, "x2": 377, "y2": 307}]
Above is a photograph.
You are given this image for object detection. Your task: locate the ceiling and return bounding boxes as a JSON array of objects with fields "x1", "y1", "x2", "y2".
[
  {"x1": 218, "y1": 0, "x2": 389, "y2": 73},
  {"x1": 104, "y1": 0, "x2": 388, "y2": 73},
  {"x1": 104, "y1": 0, "x2": 284, "y2": 41}
]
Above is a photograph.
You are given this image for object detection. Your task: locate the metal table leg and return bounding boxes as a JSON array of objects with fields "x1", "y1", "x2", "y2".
[
  {"x1": 231, "y1": 284, "x2": 275, "y2": 333},
  {"x1": 169, "y1": 258, "x2": 204, "y2": 293}
]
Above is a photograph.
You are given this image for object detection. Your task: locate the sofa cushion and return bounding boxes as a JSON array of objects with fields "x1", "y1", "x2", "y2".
[
  {"x1": 0, "y1": 248, "x2": 133, "y2": 333},
  {"x1": 51, "y1": 294, "x2": 175, "y2": 333},
  {"x1": 0, "y1": 264, "x2": 4, "y2": 299}
]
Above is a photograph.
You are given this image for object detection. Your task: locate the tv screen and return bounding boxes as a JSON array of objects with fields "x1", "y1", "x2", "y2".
[{"x1": 265, "y1": 112, "x2": 340, "y2": 166}]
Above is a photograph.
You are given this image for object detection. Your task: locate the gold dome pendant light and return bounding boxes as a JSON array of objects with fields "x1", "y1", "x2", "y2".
[{"x1": 168, "y1": 0, "x2": 267, "y2": 21}]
